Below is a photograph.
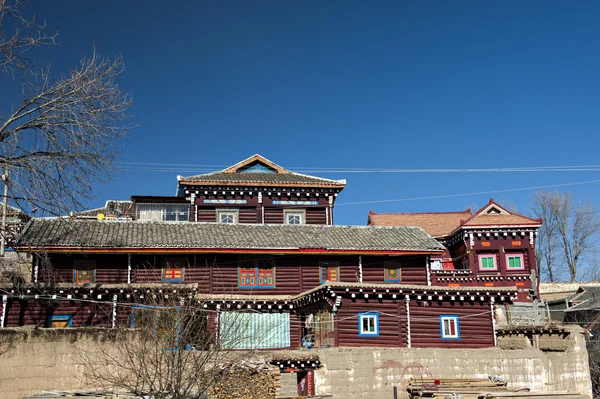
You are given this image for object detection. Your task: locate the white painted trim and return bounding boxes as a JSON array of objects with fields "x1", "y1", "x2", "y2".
[
  {"x1": 261, "y1": 206, "x2": 265, "y2": 224},
  {"x1": 33, "y1": 256, "x2": 38, "y2": 284},
  {"x1": 127, "y1": 254, "x2": 132, "y2": 284},
  {"x1": 1, "y1": 295, "x2": 7, "y2": 328},
  {"x1": 405, "y1": 295, "x2": 411, "y2": 348},
  {"x1": 491, "y1": 299, "x2": 497, "y2": 347},
  {"x1": 358, "y1": 255, "x2": 363, "y2": 283},
  {"x1": 326, "y1": 206, "x2": 330, "y2": 225},
  {"x1": 426, "y1": 256, "x2": 431, "y2": 286},
  {"x1": 112, "y1": 295, "x2": 118, "y2": 329}
]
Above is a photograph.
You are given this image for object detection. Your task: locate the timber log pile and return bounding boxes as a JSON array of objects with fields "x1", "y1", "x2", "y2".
[
  {"x1": 408, "y1": 378, "x2": 509, "y2": 399},
  {"x1": 209, "y1": 365, "x2": 280, "y2": 399},
  {"x1": 407, "y1": 378, "x2": 586, "y2": 399}
]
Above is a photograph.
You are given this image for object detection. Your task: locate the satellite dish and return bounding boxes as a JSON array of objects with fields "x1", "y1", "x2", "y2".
[{"x1": 97, "y1": 213, "x2": 105, "y2": 220}]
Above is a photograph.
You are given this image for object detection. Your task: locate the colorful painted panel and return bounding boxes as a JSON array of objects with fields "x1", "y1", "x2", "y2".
[
  {"x1": 239, "y1": 259, "x2": 275, "y2": 288},
  {"x1": 73, "y1": 260, "x2": 95, "y2": 283},
  {"x1": 319, "y1": 262, "x2": 339, "y2": 283},
  {"x1": 47, "y1": 315, "x2": 73, "y2": 328},
  {"x1": 384, "y1": 262, "x2": 401, "y2": 283},
  {"x1": 257, "y1": 259, "x2": 275, "y2": 288},
  {"x1": 163, "y1": 258, "x2": 185, "y2": 282}
]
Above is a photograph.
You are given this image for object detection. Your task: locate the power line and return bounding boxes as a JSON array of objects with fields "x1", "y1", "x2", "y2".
[{"x1": 336, "y1": 179, "x2": 600, "y2": 206}]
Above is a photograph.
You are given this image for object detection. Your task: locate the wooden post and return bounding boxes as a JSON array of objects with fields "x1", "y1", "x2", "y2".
[{"x1": 0, "y1": 168, "x2": 8, "y2": 257}]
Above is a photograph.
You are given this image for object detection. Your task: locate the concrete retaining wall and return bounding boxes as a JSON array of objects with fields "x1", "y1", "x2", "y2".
[
  {"x1": 314, "y1": 329, "x2": 592, "y2": 399},
  {"x1": 0, "y1": 328, "x2": 593, "y2": 399}
]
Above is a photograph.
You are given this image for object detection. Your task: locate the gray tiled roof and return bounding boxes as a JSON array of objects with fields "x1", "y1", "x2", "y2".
[
  {"x1": 565, "y1": 286, "x2": 600, "y2": 312},
  {"x1": 179, "y1": 171, "x2": 346, "y2": 187},
  {"x1": 17, "y1": 219, "x2": 445, "y2": 253}
]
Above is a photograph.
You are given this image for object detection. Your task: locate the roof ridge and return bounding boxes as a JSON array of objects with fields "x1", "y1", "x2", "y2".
[{"x1": 369, "y1": 209, "x2": 472, "y2": 216}]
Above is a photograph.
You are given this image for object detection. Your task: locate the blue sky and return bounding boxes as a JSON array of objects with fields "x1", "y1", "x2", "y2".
[{"x1": 8, "y1": 1, "x2": 600, "y2": 225}]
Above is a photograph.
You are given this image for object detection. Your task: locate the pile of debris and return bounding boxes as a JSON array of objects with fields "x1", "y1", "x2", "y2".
[
  {"x1": 406, "y1": 378, "x2": 586, "y2": 399},
  {"x1": 407, "y1": 377, "x2": 509, "y2": 399},
  {"x1": 209, "y1": 364, "x2": 281, "y2": 399}
]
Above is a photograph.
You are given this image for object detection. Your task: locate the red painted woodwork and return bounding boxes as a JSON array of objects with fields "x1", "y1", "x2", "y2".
[
  {"x1": 4, "y1": 299, "x2": 111, "y2": 328},
  {"x1": 336, "y1": 297, "x2": 407, "y2": 347},
  {"x1": 409, "y1": 299, "x2": 494, "y2": 348},
  {"x1": 39, "y1": 254, "x2": 129, "y2": 284},
  {"x1": 361, "y1": 256, "x2": 427, "y2": 285}
]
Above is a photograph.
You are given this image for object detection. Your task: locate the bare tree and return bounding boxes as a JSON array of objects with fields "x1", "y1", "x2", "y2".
[
  {"x1": 0, "y1": 0, "x2": 132, "y2": 218},
  {"x1": 80, "y1": 294, "x2": 281, "y2": 399},
  {"x1": 531, "y1": 190, "x2": 600, "y2": 282}
]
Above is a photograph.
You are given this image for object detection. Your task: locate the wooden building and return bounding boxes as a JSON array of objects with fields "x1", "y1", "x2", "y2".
[
  {"x1": 368, "y1": 199, "x2": 542, "y2": 301},
  {"x1": 1, "y1": 155, "x2": 520, "y2": 351}
]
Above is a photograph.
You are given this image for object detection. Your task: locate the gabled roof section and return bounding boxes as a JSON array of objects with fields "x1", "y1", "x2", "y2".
[
  {"x1": 16, "y1": 219, "x2": 444, "y2": 254},
  {"x1": 459, "y1": 198, "x2": 542, "y2": 229},
  {"x1": 178, "y1": 154, "x2": 346, "y2": 188},
  {"x1": 368, "y1": 210, "x2": 472, "y2": 238},
  {"x1": 565, "y1": 286, "x2": 600, "y2": 312}
]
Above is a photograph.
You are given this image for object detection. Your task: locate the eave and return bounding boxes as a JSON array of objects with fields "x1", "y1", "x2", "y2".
[
  {"x1": 178, "y1": 180, "x2": 346, "y2": 189},
  {"x1": 15, "y1": 246, "x2": 444, "y2": 256}
]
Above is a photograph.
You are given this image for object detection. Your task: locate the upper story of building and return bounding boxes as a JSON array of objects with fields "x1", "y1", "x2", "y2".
[
  {"x1": 93, "y1": 155, "x2": 346, "y2": 225},
  {"x1": 369, "y1": 199, "x2": 543, "y2": 300}
]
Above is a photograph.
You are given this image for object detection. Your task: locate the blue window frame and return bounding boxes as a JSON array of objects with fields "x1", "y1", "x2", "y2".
[
  {"x1": 238, "y1": 259, "x2": 275, "y2": 289},
  {"x1": 47, "y1": 315, "x2": 73, "y2": 328},
  {"x1": 439, "y1": 314, "x2": 460, "y2": 340},
  {"x1": 130, "y1": 305, "x2": 181, "y2": 350},
  {"x1": 358, "y1": 312, "x2": 379, "y2": 337}
]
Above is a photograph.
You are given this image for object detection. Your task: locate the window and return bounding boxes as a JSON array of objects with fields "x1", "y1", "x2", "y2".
[
  {"x1": 384, "y1": 262, "x2": 401, "y2": 282},
  {"x1": 220, "y1": 312, "x2": 290, "y2": 349},
  {"x1": 238, "y1": 259, "x2": 275, "y2": 288},
  {"x1": 319, "y1": 261, "x2": 339, "y2": 283},
  {"x1": 136, "y1": 203, "x2": 189, "y2": 221},
  {"x1": 439, "y1": 315, "x2": 460, "y2": 340},
  {"x1": 217, "y1": 209, "x2": 238, "y2": 224},
  {"x1": 162, "y1": 258, "x2": 185, "y2": 283},
  {"x1": 131, "y1": 305, "x2": 181, "y2": 350},
  {"x1": 506, "y1": 253, "x2": 525, "y2": 270},
  {"x1": 47, "y1": 315, "x2": 72, "y2": 328},
  {"x1": 430, "y1": 258, "x2": 443, "y2": 270},
  {"x1": 478, "y1": 254, "x2": 497, "y2": 271},
  {"x1": 358, "y1": 312, "x2": 379, "y2": 337},
  {"x1": 284, "y1": 209, "x2": 305, "y2": 225},
  {"x1": 73, "y1": 260, "x2": 95, "y2": 283}
]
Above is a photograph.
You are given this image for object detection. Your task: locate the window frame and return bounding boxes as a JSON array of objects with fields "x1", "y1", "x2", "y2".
[
  {"x1": 477, "y1": 254, "x2": 498, "y2": 271},
  {"x1": 162, "y1": 258, "x2": 185, "y2": 283},
  {"x1": 284, "y1": 209, "x2": 306, "y2": 225},
  {"x1": 358, "y1": 312, "x2": 379, "y2": 337},
  {"x1": 73, "y1": 260, "x2": 96, "y2": 284},
  {"x1": 217, "y1": 208, "x2": 239, "y2": 224},
  {"x1": 439, "y1": 314, "x2": 460, "y2": 340},
  {"x1": 319, "y1": 261, "x2": 340, "y2": 284},
  {"x1": 505, "y1": 253, "x2": 525, "y2": 270},
  {"x1": 384, "y1": 261, "x2": 402, "y2": 283},
  {"x1": 130, "y1": 305, "x2": 181, "y2": 350},
  {"x1": 47, "y1": 315, "x2": 73, "y2": 328},
  {"x1": 238, "y1": 259, "x2": 276, "y2": 289}
]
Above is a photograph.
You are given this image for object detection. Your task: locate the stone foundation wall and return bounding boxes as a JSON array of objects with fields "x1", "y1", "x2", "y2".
[
  {"x1": 314, "y1": 328, "x2": 592, "y2": 399},
  {"x1": 0, "y1": 327, "x2": 592, "y2": 399}
]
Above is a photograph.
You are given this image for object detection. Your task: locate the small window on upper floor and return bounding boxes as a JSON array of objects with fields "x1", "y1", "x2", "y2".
[
  {"x1": 217, "y1": 209, "x2": 238, "y2": 224},
  {"x1": 506, "y1": 253, "x2": 525, "y2": 270},
  {"x1": 320, "y1": 261, "x2": 339, "y2": 283},
  {"x1": 73, "y1": 260, "x2": 95, "y2": 283},
  {"x1": 478, "y1": 254, "x2": 497, "y2": 271},
  {"x1": 163, "y1": 258, "x2": 185, "y2": 283},
  {"x1": 384, "y1": 262, "x2": 401, "y2": 282},
  {"x1": 284, "y1": 209, "x2": 305, "y2": 225}
]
